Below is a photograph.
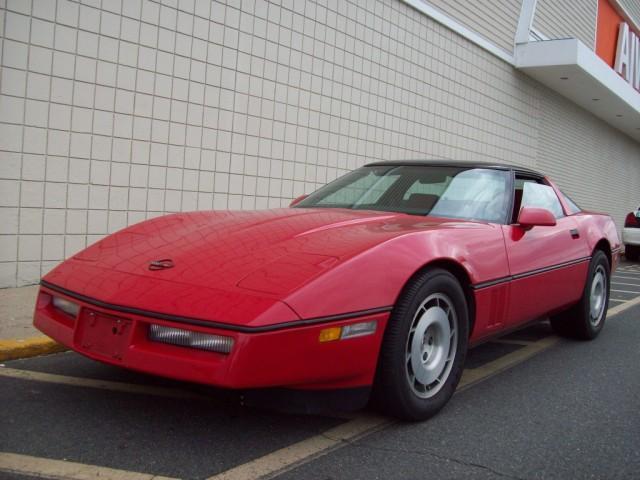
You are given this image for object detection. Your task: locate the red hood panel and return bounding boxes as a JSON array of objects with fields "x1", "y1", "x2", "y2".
[
  {"x1": 44, "y1": 261, "x2": 300, "y2": 328},
  {"x1": 70, "y1": 209, "x2": 408, "y2": 290},
  {"x1": 43, "y1": 208, "x2": 483, "y2": 325}
]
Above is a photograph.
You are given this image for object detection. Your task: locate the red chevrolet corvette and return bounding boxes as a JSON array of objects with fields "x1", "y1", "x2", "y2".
[{"x1": 34, "y1": 162, "x2": 620, "y2": 420}]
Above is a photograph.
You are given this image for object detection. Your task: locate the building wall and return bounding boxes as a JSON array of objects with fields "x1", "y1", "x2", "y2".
[
  {"x1": 533, "y1": 0, "x2": 598, "y2": 47},
  {"x1": 618, "y1": 0, "x2": 640, "y2": 27},
  {"x1": 536, "y1": 85, "x2": 640, "y2": 231},
  {"x1": 0, "y1": 0, "x2": 638, "y2": 288},
  {"x1": 417, "y1": 0, "x2": 522, "y2": 53}
]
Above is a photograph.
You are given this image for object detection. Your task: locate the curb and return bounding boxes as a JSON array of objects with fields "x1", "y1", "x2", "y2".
[{"x1": 0, "y1": 336, "x2": 68, "y2": 362}]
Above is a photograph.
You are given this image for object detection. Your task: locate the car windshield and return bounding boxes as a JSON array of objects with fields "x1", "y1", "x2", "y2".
[{"x1": 294, "y1": 165, "x2": 510, "y2": 223}]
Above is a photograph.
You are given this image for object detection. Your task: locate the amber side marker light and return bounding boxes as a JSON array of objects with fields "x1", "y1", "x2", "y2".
[{"x1": 319, "y1": 320, "x2": 377, "y2": 343}]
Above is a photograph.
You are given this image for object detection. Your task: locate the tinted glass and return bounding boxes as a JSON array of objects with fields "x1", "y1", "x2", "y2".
[
  {"x1": 559, "y1": 190, "x2": 581, "y2": 214},
  {"x1": 295, "y1": 165, "x2": 510, "y2": 223},
  {"x1": 521, "y1": 182, "x2": 564, "y2": 218}
]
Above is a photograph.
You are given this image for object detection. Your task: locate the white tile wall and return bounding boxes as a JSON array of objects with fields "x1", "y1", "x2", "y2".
[
  {"x1": 533, "y1": 0, "x2": 597, "y2": 47},
  {"x1": 0, "y1": 0, "x2": 638, "y2": 288}
]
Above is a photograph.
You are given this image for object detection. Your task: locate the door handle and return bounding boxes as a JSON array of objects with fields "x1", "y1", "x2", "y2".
[{"x1": 570, "y1": 228, "x2": 580, "y2": 239}]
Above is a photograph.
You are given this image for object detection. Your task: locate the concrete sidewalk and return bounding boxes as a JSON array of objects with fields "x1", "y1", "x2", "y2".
[
  {"x1": 0, "y1": 285, "x2": 66, "y2": 361},
  {"x1": 0, "y1": 285, "x2": 39, "y2": 339}
]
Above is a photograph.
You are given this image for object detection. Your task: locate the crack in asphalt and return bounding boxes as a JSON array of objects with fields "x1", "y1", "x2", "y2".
[{"x1": 319, "y1": 431, "x2": 530, "y2": 480}]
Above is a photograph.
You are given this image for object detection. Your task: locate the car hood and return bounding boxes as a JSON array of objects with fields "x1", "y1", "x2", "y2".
[{"x1": 43, "y1": 208, "x2": 479, "y2": 326}]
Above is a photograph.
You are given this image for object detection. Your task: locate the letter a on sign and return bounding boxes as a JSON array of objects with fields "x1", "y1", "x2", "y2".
[{"x1": 615, "y1": 22, "x2": 630, "y2": 80}]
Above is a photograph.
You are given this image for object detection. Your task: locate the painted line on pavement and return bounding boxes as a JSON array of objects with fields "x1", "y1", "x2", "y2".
[
  {"x1": 612, "y1": 281, "x2": 640, "y2": 287},
  {"x1": 0, "y1": 336, "x2": 67, "y2": 362},
  {"x1": 610, "y1": 289, "x2": 640, "y2": 294},
  {"x1": 206, "y1": 298, "x2": 640, "y2": 480},
  {"x1": 0, "y1": 452, "x2": 177, "y2": 480},
  {"x1": 607, "y1": 294, "x2": 640, "y2": 316},
  {"x1": 0, "y1": 367, "x2": 209, "y2": 401},
  {"x1": 207, "y1": 414, "x2": 391, "y2": 480},
  {"x1": 613, "y1": 275, "x2": 640, "y2": 280},
  {"x1": 4, "y1": 295, "x2": 639, "y2": 480},
  {"x1": 206, "y1": 335, "x2": 559, "y2": 480},
  {"x1": 457, "y1": 336, "x2": 558, "y2": 390},
  {"x1": 491, "y1": 338, "x2": 535, "y2": 346}
]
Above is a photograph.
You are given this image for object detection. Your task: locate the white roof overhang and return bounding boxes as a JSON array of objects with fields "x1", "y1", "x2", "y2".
[{"x1": 515, "y1": 38, "x2": 640, "y2": 143}]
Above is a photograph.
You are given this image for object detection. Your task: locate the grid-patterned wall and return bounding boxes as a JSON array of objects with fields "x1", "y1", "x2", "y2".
[
  {"x1": 536, "y1": 85, "x2": 640, "y2": 231},
  {"x1": 422, "y1": 0, "x2": 522, "y2": 53},
  {"x1": 619, "y1": 0, "x2": 640, "y2": 28},
  {"x1": 533, "y1": 0, "x2": 598, "y2": 47},
  {"x1": 0, "y1": 0, "x2": 638, "y2": 289}
]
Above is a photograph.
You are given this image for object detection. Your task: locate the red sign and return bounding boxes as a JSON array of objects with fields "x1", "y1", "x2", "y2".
[{"x1": 596, "y1": 0, "x2": 640, "y2": 91}]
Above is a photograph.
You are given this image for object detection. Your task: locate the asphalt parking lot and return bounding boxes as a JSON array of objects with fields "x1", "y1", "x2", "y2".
[
  {"x1": 1, "y1": 260, "x2": 639, "y2": 480},
  {"x1": 609, "y1": 260, "x2": 640, "y2": 304}
]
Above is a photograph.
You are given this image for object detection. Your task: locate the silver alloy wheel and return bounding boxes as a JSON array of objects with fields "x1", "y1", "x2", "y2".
[
  {"x1": 405, "y1": 293, "x2": 458, "y2": 398},
  {"x1": 589, "y1": 265, "x2": 607, "y2": 326}
]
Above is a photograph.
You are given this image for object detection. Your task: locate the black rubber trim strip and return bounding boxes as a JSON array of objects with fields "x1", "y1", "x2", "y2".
[
  {"x1": 39, "y1": 280, "x2": 393, "y2": 333},
  {"x1": 472, "y1": 256, "x2": 592, "y2": 290},
  {"x1": 472, "y1": 276, "x2": 511, "y2": 290}
]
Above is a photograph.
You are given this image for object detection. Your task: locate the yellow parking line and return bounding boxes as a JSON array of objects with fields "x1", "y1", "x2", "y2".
[
  {"x1": 207, "y1": 335, "x2": 559, "y2": 480},
  {"x1": 207, "y1": 414, "x2": 391, "y2": 480},
  {"x1": 607, "y1": 295, "x2": 640, "y2": 316},
  {"x1": 0, "y1": 452, "x2": 177, "y2": 480},
  {"x1": 491, "y1": 338, "x2": 535, "y2": 346},
  {"x1": 0, "y1": 367, "x2": 208, "y2": 401},
  {"x1": 458, "y1": 336, "x2": 558, "y2": 389},
  {"x1": 4, "y1": 299, "x2": 639, "y2": 480}
]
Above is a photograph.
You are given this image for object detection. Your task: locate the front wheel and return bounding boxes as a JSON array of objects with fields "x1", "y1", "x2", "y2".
[
  {"x1": 550, "y1": 250, "x2": 610, "y2": 340},
  {"x1": 373, "y1": 268, "x2": 469, "y2": 421}
]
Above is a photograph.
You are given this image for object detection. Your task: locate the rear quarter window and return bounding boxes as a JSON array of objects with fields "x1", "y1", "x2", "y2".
[
  {"x1": 520, "y1": 182, "x2": 565, "y2": 219},
  {"x1": 559, "y1": 191, "x2": 582, "y2": 215}
]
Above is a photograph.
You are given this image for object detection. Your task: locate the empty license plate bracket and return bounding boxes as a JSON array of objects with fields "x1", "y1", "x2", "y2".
[{"x1": 77, "y1": 310, "x2": 132, "y2": 361}]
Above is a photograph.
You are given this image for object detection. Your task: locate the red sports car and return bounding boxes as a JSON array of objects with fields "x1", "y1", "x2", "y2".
[{"x1": 34, "y1": 162, "x2": 620, "y2": 420}]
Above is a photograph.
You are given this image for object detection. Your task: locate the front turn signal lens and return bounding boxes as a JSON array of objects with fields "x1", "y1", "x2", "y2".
[{"x1": 318, "y1": 326, "x2": 342, "y2": 342}]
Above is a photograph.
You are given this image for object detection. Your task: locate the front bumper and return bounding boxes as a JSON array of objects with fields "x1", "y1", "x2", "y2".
[
  {"x1": 34, "y1": 285, "x2": 389, "y2": 390},
  {"x1": 622, "y1": 227, "x2": 640, "y2": 247}
]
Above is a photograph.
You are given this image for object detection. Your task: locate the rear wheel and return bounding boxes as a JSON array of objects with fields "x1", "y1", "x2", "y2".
[
  {"x1": 550, "y1": 250, "x2": 610, "y2": 340},
  {"x1": 373, "y1": 268, "x2": 468, "y2": 421},
  {"x1": 625, "y1": 245, "x2": 639, "y2": 261}
]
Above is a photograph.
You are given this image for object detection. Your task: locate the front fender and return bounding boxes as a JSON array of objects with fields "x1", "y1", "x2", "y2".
[{"x1": 283, "y1": 224, "x2": 509, "y2": 320}]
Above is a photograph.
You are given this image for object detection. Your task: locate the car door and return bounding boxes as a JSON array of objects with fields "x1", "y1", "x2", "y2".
[{"x1": 502, "y1": 177, "x2": 590, "y2": 327}]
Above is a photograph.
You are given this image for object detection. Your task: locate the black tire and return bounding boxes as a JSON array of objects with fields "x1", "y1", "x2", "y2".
[
  {"x1": 373, "y1": 268, "x2": 469, "y2": 421},
  {"x1": 550, "y1": 250, "x2": 610, "y2": 340},
  {"x1": 625, "y1": 245, "x2": 639, "y2": 261}
]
